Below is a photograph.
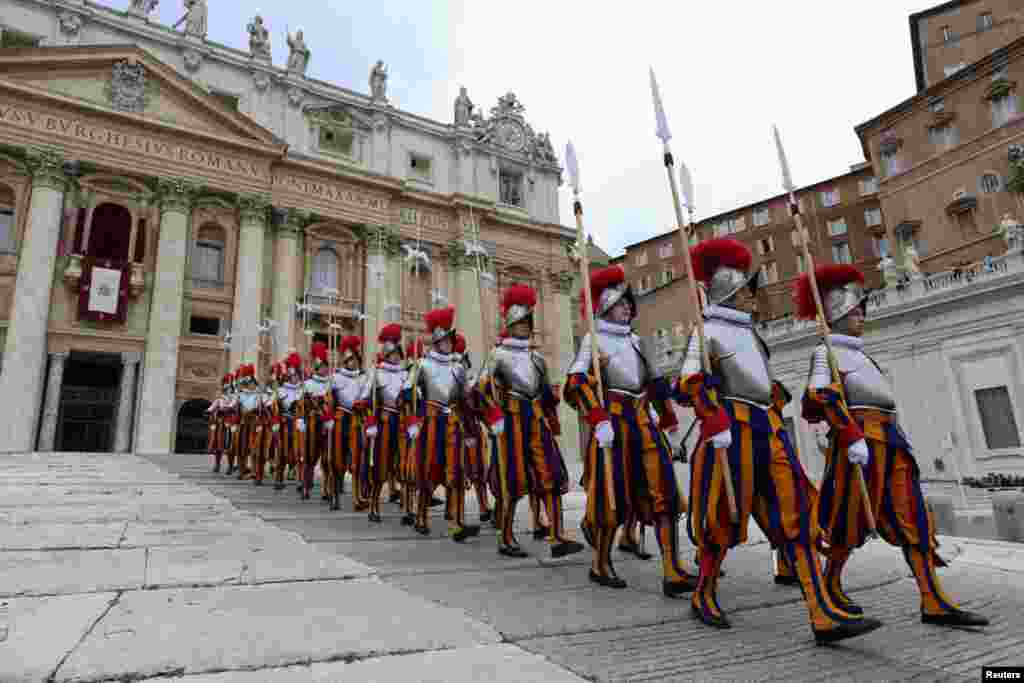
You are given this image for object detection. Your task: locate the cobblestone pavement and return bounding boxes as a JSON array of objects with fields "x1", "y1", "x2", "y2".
[{"x1": 2, "y1": 452, "x2": 1022, "y2": 682}]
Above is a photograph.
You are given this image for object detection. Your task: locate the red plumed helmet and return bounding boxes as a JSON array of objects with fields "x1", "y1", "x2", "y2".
[
  {"x1": 284, "y1": 352, "x2": 302, "y2": 370},
  {"x1": 221, "y1": 373, "x2": 232, "y2": 386},
  {"x1": 425, "y1": 306, "x2": 455, "y2": 333},
  {"x1": 340, "y1": 336, "x2": 363, "y2": 355},
  {"x1": 580, "y1": 264, "x2": 627, "y2": 318},
  {"x1": 501, "y1": 283, "x2": 537, "y2": 313},
  {"x1": 689, "y1": 238, "x2": 752, "y2": 285},
  {"x1": 793, "y1": 264, "x2": 865, "y2": 320},
  {"x1": 239, "y1": 364, "x2": 255, "y2": 379},
  {"x1": 454, "y1": 333, "x2": 467, "y2": 354},
  {"x1": 405, "y1": 337, "x2": 425, "y2": 358},
  {"x1": 310, "y1": 342, "x2": 328, "y2": 365},
  {"x1": 378, "y1": 323, "x2": 403, "y2": 344}
]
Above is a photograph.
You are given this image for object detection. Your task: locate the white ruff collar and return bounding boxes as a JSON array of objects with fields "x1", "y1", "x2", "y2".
[
  {"x1": 336, "y1": 368, "x2": 362, "y2": 379},
  {"x1": 597, "y1": 319, "x2": 631, "y2": 336},
  {"x1": 428, "y1": 350, "x2": 453, "y2": 362},
  {"x1": 379, "y1": 362, "x2": 402, "y2": 372},
  {"x1": 310, "y1": 374, "x2": 328, "y2": 383},
  {"x1": 502, "y1": 337, "x2": 530, "y2": 349},
  {"x1": 829, "y1": 333, "x2": 864, "y2": 351},
  {"x1": 706, "y1": 304, "x2": 751, "y2": 325}
]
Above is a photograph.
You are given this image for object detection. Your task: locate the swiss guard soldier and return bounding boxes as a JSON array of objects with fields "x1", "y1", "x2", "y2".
[
  {"x1": 454, "y1": 333, "x2": 493, "y2": 526},
  {"x1": 404, "y1": 307, "x2": 480, "y2": 542},
  {"x1": 236, "y1": 364, "x2": 262, "y2": 481},
  {"x1": 565, "y1": 266, "x2": 694, "y2": 597},
  {"x1": 798, "y1": 264, "x2": 988, "y2": 629},
  {"x1": 333, "y1": 336, "x2": 368, "y2": 512},
  {"x1": 208, "y1": 373, "x2": 232, "y2": 473},
  {"x1": 253, "y1": 363, "x2": 281, "y2": 486},
  {"x1": 301, "y1": 342, "x2": 334, "y2": 501},
  {"x1": 477, "y1": 284, "x2": 581, "y2": 559},
  {"x1": 678, "y1": 238, "x2": 881, "y2": 644},
  {"x1": 274, "y1": 354, "x2": 304, "y2": 491},
  {"x1": 399, "y1": 337, "x2": 426, "y2": 526},
  {"x1": 361, "y1": 324, "x2": 408, "y2": 523}
]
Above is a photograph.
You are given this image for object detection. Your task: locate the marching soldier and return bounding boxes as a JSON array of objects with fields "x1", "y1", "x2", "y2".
[
  {"x1": 677, "y1": 238, "x2": 880, "y2": 643},
  {"x1": 564, "y1": 266, "x2": 694, "y2": 597},
  {"x1": 208, "y1": 373, "x2": 232, "y2": 473},
  {"x1": 222, "y1": 371, "x2": 240, "y2": 475},
  {"x1": 236, "y1": 364, "x2": 262, "y2": 481},
  {"x1": 454, "y1": 333, "x2": 493, "y2": 526},
  {"x1": 333, "y1": 336, "x2": 368, "y2": 512},
  {"x1": 399, "y1": 337, "x2": 426, "y2": 526},
  {"x1": 478, "y1": 284, "x2": 581, "y2": 559},
  {"x1": 798, "y1": 264, "x2": 988, "y2": 629},
  {"x1": 361, "y1": 324, "x2": 408, "y2": 523},
  {"x1": 300, "y1": 342, "x2": 334, "y2": 501},
  {"x1": 404, "y1": 306, "x2": 480, "y2": 542},
  {"x1": 257, "y1": 362, "x2": 283, "y2": 486},
  {"x1": 274, "y1": 353, "x2": 305, "y2": 491}
]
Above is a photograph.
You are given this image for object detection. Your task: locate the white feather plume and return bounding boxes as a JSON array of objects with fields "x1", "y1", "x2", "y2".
[
  {"x1": 650, "y1": 67, "x2": 672, "y2": 144},
  {"x1": 565, "y1": 140, "x2": 581, "y2": 195}
]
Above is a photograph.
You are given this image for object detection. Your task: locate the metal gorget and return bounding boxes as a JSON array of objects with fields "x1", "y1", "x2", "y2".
[{"x1": 808, "y1": 335, "x2": 896, "y2": 411}]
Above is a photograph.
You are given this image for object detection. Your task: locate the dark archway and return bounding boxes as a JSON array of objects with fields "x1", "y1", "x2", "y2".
[
  {"x1": 89, "y1": 203, "x2": 132, "y2": 262},
  {"x1": 176, "y1": 399, "x2": 212, "y2": 454}
]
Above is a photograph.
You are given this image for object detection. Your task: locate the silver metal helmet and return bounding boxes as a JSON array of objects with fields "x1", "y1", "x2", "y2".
[
  {"x1": 430, "y1": 326, "x2": 455, "y2": 344},
  {"x1": 380, "y1": 340, "x2": 399, "y2": 355},
  {"x1": 505, "y1": 304, "x2": 533, "y2": 328},
  {"x1": 706, "y1": 266, "x2": 759, "y2": 307},
  {"x1": 824, "y1": 281, "x2": 867, "y2": 324},
  {"x1": 597, "y1": 282, "x2": 635, "y2": 319}
]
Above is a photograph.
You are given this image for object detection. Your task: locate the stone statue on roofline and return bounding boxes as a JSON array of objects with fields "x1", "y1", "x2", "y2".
[
  {"x1": 903, "y1": 243, "x2": 923, "y2": 280},
  {"x1": 247, "y1": 15, "x2": 271, "y2": 61},
  {"x1": 370, "y1": 60, "x2": 388, "y2": 102},
  {"x1": 454, "y1": 86, "x2": 473, "y2": 127},
  {"x1": 173, "y1": 0, "x2": 207, "y2": 39},
  {"x1": 128, "y1": 0, "x2": 159, "y2": 19},
  {"x1": 286, "y1": 29, "x2": 310, "y2": 75}
]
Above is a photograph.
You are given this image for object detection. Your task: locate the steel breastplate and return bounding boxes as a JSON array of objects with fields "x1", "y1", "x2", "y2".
[
  {"x1": 375, "y1": 367, "x2": 406, "y2": 408},
  {"x1": 834, "y1": 344, "x2": 896, "y2": 411},
  {"x1": 494, "y1": 346, "x2": 542, "y2": 397},
  {"x1": 239, "y1": 392, "x2": 261, "y2": 414},
  {"x1": 420, "y1": 356, "x2": 462, "y2": 405},
  {"x1": 598, "y1": 330, "x2": 646, "y2": 394},
  {"x1": 705, "y1": 317, "x2": 773, "y2": 406},
  {"x1": 332, "y1": 371, "x2": 364, "y2": 410},
  {"x1": 304, "y1": 377, "x2": 330, "y2": 399},
  {"x1": 278, "y1": 384, "x2": 302, "y2": 411}
]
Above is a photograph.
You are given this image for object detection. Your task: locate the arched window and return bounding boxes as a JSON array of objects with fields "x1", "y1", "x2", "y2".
[
  {"x1": 88, "y1": 203, "x2": 132, "y2": 262},
  {"x1": 192, "y1": 223, "x2": 225, "y2": 286},
  {"x1": 980, "y1": 172, "x2": 1002, "y2": 194},
  {"x1": 0, "y1": 183, "x2": 15, "y2": 253},
  {"x1": 312, "y1": 246, "x2": 339, "y2": 293}
]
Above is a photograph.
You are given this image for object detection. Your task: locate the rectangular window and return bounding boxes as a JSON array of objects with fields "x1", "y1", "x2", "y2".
[
  {"x1": 189, "y1": 316, "x2": 220, "y2": 336},
  {"x1": 979, "y1": 12, "x2": 994, "y2": 31},
  {"x1": 759, "y1": 261, "x2": 778, "y2": 284},
  {"x1": 753, "y1": 207, "x2": 771, "y2": 227},
  {"x1": 318, "y1": 127, "x2": 354, "y2": 157},
  {"x1": 827, "y1": 218, "x2": 848, "y2": 236},
  {"x1": 974, "y1": 386, "x2": 1021, "y2": 449},
  {"x1": 873, "y1": 236, "x2": 889, "y2": 258},
  {"x1": 409, "y1": 154, "x2": 432, "y2": 182},
  {"x1": 981, "y1": 173, "x2": 1002, "y2": 194},
  {"x1": 859, "y1": 177, "x2": 878, "y2": 195},
  {"x1": 658, "y1": 243, "x2": 674, "y2": 259},
  {"x1": 992, "y1": 95, "x2": 1018, "y2": 128},
  {"x1": 0, "y1": 208, "x2": 13, "y2": 253},
  {"x1": 831, "y1": 241, "x2": 852, "y2": 264},
  {"x1": 820, "y1": 189, "x2": 840, "y2": 208},
  {"x1": 634, "y1": 251, "x2": 648, "y2": 267},
  {"x1": 928, "y1": 97, "x2": 945, "y2": 113},
  {"x1": 192, "y1": 242, "x2": 223, "y2": 283},
  {"x1": 942, "y1": 25, "x2": 954, "y2": 42},
  {"x1": 499, "y1": 168, "x2": 524, "y2": 206},
  {"x1": 929, "y1": 124, "x2": 958, "y2": 149},
  {"x1": 864, "y1": 208, "x2": 882, "y2": 227},
  {"x1": 757, "y1": 236, "x2": 775, "y2": 255},
  {"x1": 881, "y1": 148, "x2": 902, "y2": 177},
  {"x1": 714, "y1": 216, "x2": 744, "y2": 236}
]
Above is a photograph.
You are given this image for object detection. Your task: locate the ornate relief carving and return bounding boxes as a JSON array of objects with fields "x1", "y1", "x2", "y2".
[
  {"x1": 287, "y1": 86, "x2": 304, "y2": 108},
  {"x1": 156, "y1": 177, "x2": 198, "y2": 214},
  {"x1": 106, "y1": 60, "x2": 149, "y2": 114},
  {"x1": 252, "y1": 71, "x2": 271, "y2": 92},
  {"x1": 24, "y1": 147, "x2": 67, "y2": 191},
  {"x1": 58, "y1": 11, "x2": 83, "y2": 36},
  {"x1": 183, "y1": 48, "x2": 203, "y2": 73},
  {"x1": 237, "y1": 193, "x2": 271, "y2": 224},
  {"x1": 470, "y1": 92, "x2": 559, "y2": 167}
]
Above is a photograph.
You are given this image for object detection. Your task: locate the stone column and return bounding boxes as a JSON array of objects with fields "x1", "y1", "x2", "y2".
[
  {"x1": 551, "y1": 270, "x2": 582, "y2": 463},
  {"x1": 448, "y1": 237, "x2": 485, "y2": 362},
  {"x1": 271, "y1": 209, "x2": 304, "y2": 354},
  {"x1": 0, "y1": 149, "x2": 67, "y2": 453},
  {"x1": 37, "y1": 351, "x2": 69, "y2": 452},
  {"x1": 230, "y1": 195, "x2": 270, "y2": 368},
  {"x1": 136, "y1": 178, "x2": 196, "y2": 455},
  {"x1": 114, "y1": 352, "x2": 141, "y2": 453},
  {"x1": 362, "y1": 224, "x2": 400, "y2": 360}
]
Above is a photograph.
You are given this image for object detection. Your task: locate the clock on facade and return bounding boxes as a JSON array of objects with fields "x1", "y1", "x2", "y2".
[{"x1": 497, "y1": 121, "x2": 526, "y2": 152}]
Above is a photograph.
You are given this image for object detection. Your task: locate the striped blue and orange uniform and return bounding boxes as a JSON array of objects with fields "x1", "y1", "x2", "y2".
[
  {"x1": 333, "y1": 403, "x2": 365, "y2": 505},
  {"x1": 805, "y1": 384, "x2": 959, "y2": 617}
]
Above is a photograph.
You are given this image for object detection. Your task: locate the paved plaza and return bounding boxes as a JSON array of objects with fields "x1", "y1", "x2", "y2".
[{"x1": 1, "y1": 452, "x2": 1022, "y2": 682}]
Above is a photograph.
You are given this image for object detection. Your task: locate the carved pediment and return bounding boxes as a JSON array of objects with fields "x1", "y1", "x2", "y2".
[{"x1": 0, "y1": 46, "x2": 284, "y2": 149}]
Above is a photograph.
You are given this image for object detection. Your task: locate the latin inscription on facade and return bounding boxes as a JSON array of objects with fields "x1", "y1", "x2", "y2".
[
  {"x1": 0, "y1": 103, "x2": 268, "y2": 180},
  {"x1": 400, "y1": 206, "x2": 449, "y2": 230},
  {"x1": 271, "y1": 173, "x2": 391, "y2": 212}
]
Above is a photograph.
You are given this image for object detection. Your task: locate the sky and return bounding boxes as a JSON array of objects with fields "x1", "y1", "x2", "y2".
[{"x1": 140, "y1": 0, "x2": 937, "y2": 255}]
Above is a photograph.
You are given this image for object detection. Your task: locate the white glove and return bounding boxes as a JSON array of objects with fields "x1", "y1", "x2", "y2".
[
  {"x1": 271, "y1": 424, "x2": 280, "y2": 433},
  {"x1": 648, "y1": 405, "x2": 660, "y2": 424},
  {"x1": 490, "y1": 421, "x2": 504, "y2": 435},
  {"x1": 465, "y1": 437, "x2": 477, "y2": 449},
  {"x1": 667, "y1": 428, "x2": 683, "y2": 452},
  {"x1": 847, "y1": 439, "x2": 870, "y2": 466},
  {"x1": 408, "y1": 423, "x2": 421, "y2": 440},
  {"x1": 323, "y1": 419, "x2": 334, "y2": 432},
  {"x1": 230, "y1": 425, "x2": 238, "y2": 433},
  {"x1": 711, "y1": 429, "x2": 732, "y2": 450},
  {"x1": 297, "y1": 419, "x2": 306, "y2": 433},
  {"x1": 366, "y1": 425, "x2": 379, "y2": 438},
  {"x1": 594, "y1": 420, "x2": 614, "y2": 448},
  {"x1": 209, "y1": 424, "x2": 217, "y2": 432}
]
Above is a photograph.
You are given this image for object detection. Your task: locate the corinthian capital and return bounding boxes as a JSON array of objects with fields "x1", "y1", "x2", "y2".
[
  {"x1": 364, "y1": 224, "x2": 401, "y2": 256},
  {"x1": 551, "y1": 270, "x2": 575, "y2": 295},
  {"x1": 237, "y1": 193, "x2": 271, "y2": 225},
  {"x1": 156, "y1": 177, "x2": 199, "y2": 214},
  {"x1": 24, "y1": 147, "x2": 68, "y2": 192}
]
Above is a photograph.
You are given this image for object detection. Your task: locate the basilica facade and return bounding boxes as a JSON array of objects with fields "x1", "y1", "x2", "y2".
[{"x1": 0, "y1": 0, "x2": 581, "y2": 457}]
